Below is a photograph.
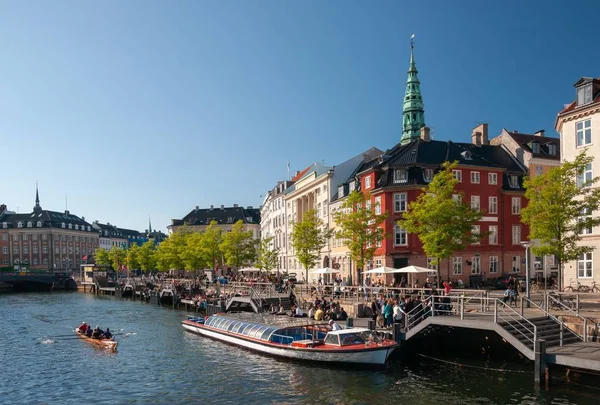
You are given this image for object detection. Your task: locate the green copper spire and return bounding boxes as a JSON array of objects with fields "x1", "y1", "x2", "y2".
[{"x1": 400, "y1": 34, "x2": 426, "y2": 145}]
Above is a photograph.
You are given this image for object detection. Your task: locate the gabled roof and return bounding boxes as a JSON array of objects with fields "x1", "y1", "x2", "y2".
[
  {"x1": 504, "y1": 130, "x2": 560, "y2": 160},
  {"x1": 171, "y1": 206, "x2": 261, "y2": 227},
  {"x1": 0, "y1": 209, "x2": 94, "y2": 231}
]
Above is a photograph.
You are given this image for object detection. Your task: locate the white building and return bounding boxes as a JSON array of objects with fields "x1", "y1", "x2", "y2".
[
  {"x1": 555, "y1": 76, "x2": 600, "y2": 288},
  {"x1": 260, "y1": 180, "x2": 293, "y2": 273}
]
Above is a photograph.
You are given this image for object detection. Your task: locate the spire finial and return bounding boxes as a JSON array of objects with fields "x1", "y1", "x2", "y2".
[
  {"x1": 148, "y1": 216, "x2": 152, "y2": 234},
  {"x1": 400, "y1": 33, "x2": 426, "y2": 145},
  {"x1": 33, "y1": 182, "x2": 42, "y2": 213}
]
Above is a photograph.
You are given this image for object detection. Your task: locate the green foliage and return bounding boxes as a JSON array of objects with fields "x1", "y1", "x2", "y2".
[
  {"x1": 398, "y1": 161, "x2": 484, "y2": 282},
  {"x1": 290, "y1": 209, "x2": 332, "y2": 282},
  {"x1": 126, "y1": 244, "x2": 141, "y2": 270},
  {"x1": 94, "y1": 248, "x2": 111, "y2": 267},
  {"x1": 137, "y1": 240, "x2": 157, "y2": 272},
  {"x1": 333, "y1": 190, "x2": 388, "y2": 274},
  {"x1": 522, "y1": 150, "x2": 600, "y2": 287},
  {"x1": 155, "y1": 226, "x2": 190, "y2": 271},
  {"x1": 181, "y1": 232, "x2": 207, "y2": 271},
  {"x1": 201, "y1": 220, "x2": 222, "y2": 271},
  {"x1": 256, "y1": 236, "x2": 279, "y2": 272},
  {"x1": 108, "y1": 247, "x2": 127, "y2": 272},
  {"x1": 219, "y1": 220, "x2": 257, "y2": 269}
]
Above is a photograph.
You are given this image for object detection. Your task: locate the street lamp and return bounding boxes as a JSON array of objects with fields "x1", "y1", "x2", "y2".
[{"x1": 520, "y1": 241, "x2": 534, "y2": 308}]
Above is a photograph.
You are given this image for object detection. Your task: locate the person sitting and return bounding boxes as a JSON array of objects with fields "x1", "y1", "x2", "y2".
[
  {"x1": 86, "y1": 327, "x2": 93, "y2": 338},
  {"x1": 92, "y1": 326, "x2": 104, "y2": 339},
  {"x1": 293, "y1": 305, "x2": 305, "y2": 318},
  {"x1": 102, "y1": 328, "x2": 112, "y2": 339},
  {"x1": 338, "y1": 307, "x2": 348, "y2": 321},
  {"x1": 314, "y1": 305, "x2": 324, "y2": 321},
  {"x1": 329, "y1": 319, "x2": 342, "y2": 331},
  {"x1": 78, "y1": 322, "x2": 88, "y2": 333}
]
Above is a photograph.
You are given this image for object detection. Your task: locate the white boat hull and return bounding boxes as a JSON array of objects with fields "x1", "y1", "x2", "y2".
[{"x1": 182, "y1": 322, "x2": 395, "y2": 365}]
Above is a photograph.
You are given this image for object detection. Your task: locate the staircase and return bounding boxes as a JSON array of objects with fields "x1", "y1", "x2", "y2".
[{"x1": 499, "y1": 316, "x2": 581, "y2": 350}]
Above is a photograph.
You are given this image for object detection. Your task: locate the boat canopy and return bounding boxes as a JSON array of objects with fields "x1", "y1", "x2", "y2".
[{"x1": 204, "y1": 315, "x2": 279, "y2": 342}]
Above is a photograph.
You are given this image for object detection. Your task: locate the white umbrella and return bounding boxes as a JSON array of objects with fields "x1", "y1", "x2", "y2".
[
  {"x1": 390, "y1": 265, "x2": 431, "y2": 274},
  {"x1": 362, "y1": 266, "x2": 398, "y2": 274},
  {"x1": 239, "y1": 267, "x2": 261, "y2": 273},
  {"x1": 309, "y1": 267, "x2": 339, "y2": 274}
]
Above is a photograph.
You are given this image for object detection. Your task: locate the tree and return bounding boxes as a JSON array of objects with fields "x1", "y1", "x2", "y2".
[
  {"x1": 94, "y1": 248, "x2": 111, "y2": 267},
  {"x1": 333, "y1": 190, "x2": 388, "y2": 283},
  {"x1": 137, "y1": 240, "x2": 157, "y2": 272},
  {"x1": 108, "y1": 247, "x2": 127, "y2": 274},
  {"x1": 398, "y1": 161, "x2": 484, "y2": 284},
  {"x1": 202, "y1": 220, "x2": 222, "y2": 272},
  {"x1": 290, "y1": 209, "x2": 332, "y2": 282},
  {"x1": 256, "y1": 236, "x2": 279, "y2": 273},
  {"x1": 126, "y1": 244, "x2": 141, "y2": 272},
  {"x1": 155, "y1": 227, "x2": 189, "y2": 271},
  {"x1": 181, "y1": 232, "x2": 207, "y2": 271},
  {"x1": 522, "y1": 150, "x2": 600, "y2": 290},
  {"x1": 219, "y1": 220, "x2": 257, "y2": 270}
]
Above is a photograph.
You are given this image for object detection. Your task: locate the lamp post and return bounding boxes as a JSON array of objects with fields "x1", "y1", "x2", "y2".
[{"x1": 520, "y1": 241, "x2": 534, "y2": 308}]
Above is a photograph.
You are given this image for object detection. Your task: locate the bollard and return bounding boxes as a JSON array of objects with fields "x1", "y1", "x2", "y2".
[
  {"x1": 346, "y1": 317, "x2": 354, "y2": 328},
  {"x1": 534, "y1": 339, "x2": 547, "y2": 386},
  {"x1": 368, "y1": 319, "x2": 376, "y2": 330}
]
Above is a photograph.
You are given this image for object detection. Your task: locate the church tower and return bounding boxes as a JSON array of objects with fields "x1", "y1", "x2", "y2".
[
  {"x1": 33, "y1": 183, "x2": 42, "y2": 214},
  {"x1": 400, "y1": 35, "x2": 426, "y2": 145}
]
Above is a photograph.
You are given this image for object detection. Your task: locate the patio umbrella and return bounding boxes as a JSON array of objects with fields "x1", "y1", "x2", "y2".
[{"x1": 309, "y1": 268, "x2": 339, "y2": 274}]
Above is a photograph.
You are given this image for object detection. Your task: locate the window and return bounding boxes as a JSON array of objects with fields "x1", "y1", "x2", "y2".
[
  {"x1": 488, "y1": 173, "x2": 497, "y2": 185},
  {"x1": 578, "y1": 253, "x2": 593, "y2": 278},
  {"x1": 42, "y1": 234, "x2": 47, "y2": 240},
  {"x1": 394, "y1": 225, "x2": 407, "y2": 246},
  {"x1": 42, "y1": 246, "x2": 48, "y2": 254},
  {"x1": 511, "y1": 197, "x2": 521, "y2": 215},
  {"x1": 349, "y1": 181, "x2": 356, "y2": 193},
  {"x1": 2, "y1": 260, "x2": 7, "y2": 265},
  {"x1": 375, "y1": 197, "x2": 381, "y2": 215},
  {"x1": 580, "y1": 208, "x2": 593, "y2": 235},
  {"x1": 2, "y1": 222, "x2": 6, "y2": 229},
  {"x1": 317, "y1": 202, "x2": 322, "y2": 217},
  {"x1": 393, "y1": 169, "x2": 408, "y2": 184},
  {"x1": 489, "y1": 256, "x2": 498, "y2": 274},
  {"x1": 531, "y1": 142, "x2": 540, "y2": 154},
  {"x1": 452, "y1": 170, "x2": 462, "y2": 182},
  {"x1": 452, "y1": 257, "x2": 462, "y2": 275},
  {"x1": 471, "y1": 195, "x2": 480, "y2": 211},
  {"x1": 472, "y1": 225, "x2": 480, "y2": 244},
  {"x1": 452, "y1": 194, "x2": 462, "y2": 203},
  {"x1": 512, "y1": 256, "x2": 521, "y2": 273},
  {"x1": 33, "y1": 258, "x2": 38, "y2": 265},
  {"x1": 489, "y1": 225, "x2": 498, "y2": 245},
  {"x1": 427, "y1": 257, "x2": 438, "y2": 276},
  {"x1": 423, "y1": 168, "x2": 434, "y2": 182},
  {"x1": 471, "y1": 171, "x2": 480, "y2": 184},
  {"x1": 577, "y1": 84, "x2": 593, "y2": 106},
  {"x1": 577, "y1": 163, "x2": 592, "y2": 188},
  {"x1": 13, "y1": 246, "x2": 18, "y2": 254},
  {"x1": 17, "y1": 222, "x2": 23, "y2": 228},
  {"x1": 23, "y1": 234, "x2": 28, "y2": 241},
  {"x1": 394, "y1": 193, "x2": 407, "y2": 212},
  {"x1": 338, "y1": 185, "x2": 344, "y2": 198},
  {"x1": 27, "y1": 221, "x2": 32, "y2": 228},
  {"x1": 33, "y1": 246, "x2": 38, "y2": 254},
  {"x1": 488, "y1": 197, "x2": 498, "y2": 214},
  {"x1": 43, "y1": 258, "x2": 48, "y2": 265},
  {"x1": 548, "y1": 144, "x2": 557, "y2": 156},
  {"x1": 535, "y1": 166, "x2": 543, "y2": 176},
  {"x1": 1, "y1": 247, "x2": 7, "y2": 254},
  {"x1": 576, "y1": 120, "x2": 592, "y2": 147},
  {"x1": 1, "y1": 234, "x2": 6, "y2": 241},
  {"x1": 322, "y1": 204, "x2": 327, "y2": 217},
  {"x1": 375, "y1": 259, "x2": 382, "y2": 267},
  {"x1": 365, "y1": 176, "x2": 372, "y2": 189},
  {"x1": 471, "y1": 257, "x2": 481, "y2": 274},
  {"x1": 512, "y1": 225, "x2": 521, "y2": 245},
  {"x1": 508, "y1": 175, "x2": 519, "y2": 188}
]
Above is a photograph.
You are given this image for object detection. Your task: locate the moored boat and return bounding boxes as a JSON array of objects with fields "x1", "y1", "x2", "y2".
[
  {"x1": 182, "y1": 313, "x2": 397, "y2": 366},
  {"x1": 75, "y1": 329, "x2": 118, "y2": 351}
]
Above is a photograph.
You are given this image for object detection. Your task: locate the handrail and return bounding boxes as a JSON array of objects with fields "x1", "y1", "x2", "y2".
[
  {"x1": 522, "y1": 295, "x2": 582, "y2": 344},
  {"x1": 493, "y1": 298, "x2": 538, "y2": 347},
  {"x1": 545, "y1": 293, "x2": 597, "y2": 342}
]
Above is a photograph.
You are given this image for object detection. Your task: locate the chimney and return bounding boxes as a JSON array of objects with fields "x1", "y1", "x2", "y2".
[
  {"x1": 295, "y1": 170, "x2": 300, "y2": 177},
  {"x1": 195, "y1": 205, "x2": 199, "y2": 211},
  {"x1": 65, "y1": 210, "x2": 70, "y2": 215},
  {"x1": 471, "y1": 123, "x2": 489, "y2": 147},
  {"x1": 0, "y1": 204, "x2": 6, "y2": 213},
  {"x1": 534, "y1": 129, "x2": 545, "y2": 137},
  {"x1": 420, "y1": 126, "x2": 431, "y2": 142},
  {"x1": 247, "y1": 206, "x2": 253, "y2": 209},
  {"x1": 233, "y1": 204, "x2": 238, "y2": 208},
  {"x1": 220, "y1": 205, "x2": 224, "y2": 210},
  {"x1": 210, "y1": 205, "x2": 214, "y2": 210}
]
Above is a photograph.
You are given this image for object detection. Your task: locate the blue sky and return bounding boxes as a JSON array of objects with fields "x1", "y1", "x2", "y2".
[{"x1": 0, "y1": 1, "x2": 597, "y2": 232}]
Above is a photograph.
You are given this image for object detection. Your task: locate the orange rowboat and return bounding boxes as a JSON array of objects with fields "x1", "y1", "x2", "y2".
[{"x1": 75, "y1": 329, "x2": 118, "y2": 351}]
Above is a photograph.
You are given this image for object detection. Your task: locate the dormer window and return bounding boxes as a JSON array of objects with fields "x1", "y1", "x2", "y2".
[
  {"x1": 548, "y1": 144, "x2": 557, "y2": 156},
  {"x1": 68, "y1": 223, "x2": 72, "y2": 229},
  {"x1": 338, "y1": 185, "x2": 344, "y2": 198},
  {"x1": 460, "y1": 150, "x2": 472, "y2": 160},
  {"x1": 2, "y1": 222, "x2": 7, "y2": 229},
  {"x1": 17, "y1": 222, "x2": 23, "y2": 228},
  {"x1": 508, "y1": 175, "x2": 519, "y2": 188},
  {"x1": 531, "y1": 141, "x2": 540, "y2": 154},
  {"x1": 87, "y1": 226, "x2": 91, "y2": 231},
  {"x1": 423, "y1": 168, "x2": 434, "y2": 182},
  {"x1": 37, "y1": 221, "x2": 42, "y2": 227},
  {"x1": 75, "y1": 224, "x2": 79, "y2": 230},
  {"x1": 349, "y1": 181, "x2": 356, "y2": 192},
  {"x1": 27, "y1": 221, "x2": 32, "y2": 228},
  {"x1": 246, "y1": 217, "x2": 253, "y2": 223},
  {"x1": 61, "y1": 222, "x2": 65, "y2": 228},
  {"x1": 577, "y1": 84, "x2": 593, "y2": 106},
  {"x1": 393, "y1": 169, "x2": 408, "y2": 184}
]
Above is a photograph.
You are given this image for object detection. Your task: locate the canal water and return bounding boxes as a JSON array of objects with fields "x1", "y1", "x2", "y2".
[{"x1": 1, "y1": 292, "x2": 598, "y2": 405}]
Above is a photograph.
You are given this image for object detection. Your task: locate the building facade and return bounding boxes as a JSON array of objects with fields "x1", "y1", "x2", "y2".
[
  {"x1": 92, "y1": 221, "x2": 128, "y2": 250},
  {"x1": 261, "y1": 180, "x2": 294, "y2": 273},
  {"x1": 168, "y1": 205, "x2": 261, "y2": 239},
  {"x1": 555, "y1": 76, "x2": 600, "y2": 287},
  {"x1": 0, "y1": 190, "x2": 99, "y2": 272}
]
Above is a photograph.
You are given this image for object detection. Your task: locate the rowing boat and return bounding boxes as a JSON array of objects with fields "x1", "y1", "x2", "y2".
[{"x1": 75, "y1": 328, "x2": 118, "y2": 351}]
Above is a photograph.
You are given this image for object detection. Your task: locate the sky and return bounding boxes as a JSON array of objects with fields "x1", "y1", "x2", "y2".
[{"x1": 1, "y1": 1, "x2": 599, "y2": 232}]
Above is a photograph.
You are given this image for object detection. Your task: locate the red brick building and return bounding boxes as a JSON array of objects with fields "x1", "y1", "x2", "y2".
[{"x1": 355, "y1": 125, "x2": 529, "y2": 287}]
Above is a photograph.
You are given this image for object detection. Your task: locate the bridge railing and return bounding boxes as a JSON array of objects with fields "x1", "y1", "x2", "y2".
[{"x1": 543, "y1": 294, "x2": 597, "y2": 342}]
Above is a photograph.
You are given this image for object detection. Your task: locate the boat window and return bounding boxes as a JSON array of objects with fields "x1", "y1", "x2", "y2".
[
  {"x1": 324, "y1": 334, "x2": 340, "y2": 345},
  {"x1": 238, "y1": 323, "x2": 252, "y2": 335},
  {"x1": 221, "y1": 319, "x2": 234, "y2": 331},
  {"x1": 232, "y1": 322, "x2": 245, "y2": 334},
  {"x1": 251, "y1": 326, "x2": 268, "y2": 339},
  {"x1": 228, "y1": 321, "x2": 239, "y2": 332},
  {"x1": 205, "y1": 317, "x2": 215, "y2": 327},
  {"x1": 340, "y1": 333, "x2": 366, "y2": 346},
  {"x1": 214, "y1": 318, "x2": 227, "y2": 329},
  {"x1": 245, "y1": 325, "x2": 262, "y2": 338},
  {"x1": 260, "y1": 327, "x2": 277, "y2": 341}
]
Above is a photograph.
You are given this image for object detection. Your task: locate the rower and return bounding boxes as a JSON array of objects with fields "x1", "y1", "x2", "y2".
[
  {"x1": 92, "y1": 325, "x2": 105, "y2": 339},
  {"x1": 86, "y1": 326, "x2": 93, "y2": 338},
  {"x1": 102, "y1": 328, "x2": 112, "y2": 339},
  {"x1": 78, "y1": 322, "x2": 88, "y2": 333}
]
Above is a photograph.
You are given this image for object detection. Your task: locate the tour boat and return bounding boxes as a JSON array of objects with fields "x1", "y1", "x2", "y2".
[
  {"x1": 182, "y1": 314, "x2": 397, "y2": 365},
  {"x1": 75, "y1": 329, "x2": 118, "y2": 351}
]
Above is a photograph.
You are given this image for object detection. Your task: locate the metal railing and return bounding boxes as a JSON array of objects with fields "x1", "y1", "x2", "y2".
[{"x1": 544, "y1": 294, "x2": 597, "y2": 342}]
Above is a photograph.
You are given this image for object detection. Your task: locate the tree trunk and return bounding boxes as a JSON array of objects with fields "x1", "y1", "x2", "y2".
[{"x1": 557, "y1": 259, "x2": 562, "y2": 291}]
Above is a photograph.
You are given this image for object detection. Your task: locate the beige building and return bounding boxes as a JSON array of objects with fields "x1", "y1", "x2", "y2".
[
  {"x1": 555, "y1": 77, "x2": 600, "y2": 288},
  {"x1": 168, "y1": 205, "x2": 261, "y2": 240}
]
